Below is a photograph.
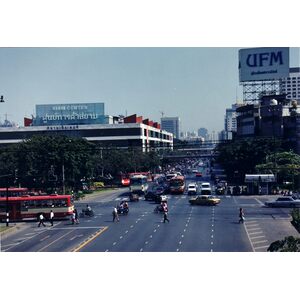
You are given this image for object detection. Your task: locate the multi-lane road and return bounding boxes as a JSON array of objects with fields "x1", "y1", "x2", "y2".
[{"x1": 1, "y1": 180, "x2": 299, "y2": 252}]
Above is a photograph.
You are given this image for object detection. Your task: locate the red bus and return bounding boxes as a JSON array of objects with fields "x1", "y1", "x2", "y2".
[
  {"x1": 0, "y1": 194, "x2": 74, "y2": 221},
  {"x1": 169, "y1": 176, "x2": 185, "y2": 194},
  {"x1": 0, "y1": 187, "x2": 29, "y2": 197}
]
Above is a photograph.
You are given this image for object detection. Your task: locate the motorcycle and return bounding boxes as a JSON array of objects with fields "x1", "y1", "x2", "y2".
[
  {"x1": 154, "y1": 204, "x2": 168, "y2": 214},
  {"x1": 79, "y1": 209, "x2": 95, "y2": 218},
  {"x1": 117, "y1": 206, "x2": 129, "y2": 215},
  {"x1": 129, "y1": 192, "x2": 139, "y2": 202}
]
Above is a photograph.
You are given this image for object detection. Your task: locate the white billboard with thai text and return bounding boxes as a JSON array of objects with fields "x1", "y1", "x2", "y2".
[{"x1": 239, "y1": 47, "x2": 289, "y2": 82}]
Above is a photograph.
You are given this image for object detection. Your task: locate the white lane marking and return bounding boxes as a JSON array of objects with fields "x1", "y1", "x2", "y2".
[
  {"x1": 145, "y1": 241, "x2": 148, "y2": 244},
  {"x1": 40, "y1": 235, "x2": 51, "y2": 242},
  {"x1": 149, "y1": 235, "x2": 153, "y2": 239},
  {"x1": 115, "y1": 198, "x2": 121, "y2": 201},
  {"x1": 254, "y1": 245, "x2": 269, "y2": 250},
  {"x1": 113, "y1": 242, "x2": 117, "y2": 246},
  {"x1": 130, "y1": 225, "x2": 134, "y2": 228},
  {"x1": 153, "y1": 229, "x2": 157, "y2": 233},
  {"x1": 252, "y1": 240, "x2": 268, "y2": 245},
  {"x1": 140, "y1": 248, "x2": 143, "y2": 252},
  {"x1": 125, "y1": 230, "x2": 129, "y2": 234},
  {"x1": 251, "y1": 235, "x2": 266, "y2": 239},
  {"x1": 179, "y1": 241, "x2": 182, "y2": 245},
  {"x1": 13, "y1": 238, "x2": 28, "y2": 242},
  {"x1": 176, "y1": 249, "x2": 179, "y2": 252},
  {"x1": 2, "y1": 242, "x2": 19, "y2": 247},
  {"x1": 211, "y1": 235, "x2": 214, "y2": 238},
  {"x1": 25, "y1": 233, "x2": 36, "y2": 236},
  {"x1": 120, "y1": 236, "x2": 123, "y2": 239},
  {"x1": 69, "y1": 234, "x2": 84, "y2": 241},
  {"x1": 181, "y1": 235, "x2": 184, "y2": 238},
  {"x1": 254, "y1": 198, "x2": 264, "y2": 206},
  {"x1": 247, "y1": 227, "x2": 261, "y2": 231},
  {"x1": 248, "y1": 231, "x2": 263, "y2": 235},
  {"x1": 105, "y1": 249, "x2": 109, "y2": 252}
]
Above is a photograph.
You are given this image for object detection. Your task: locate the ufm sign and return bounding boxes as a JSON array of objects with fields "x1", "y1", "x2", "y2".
[{"x1": 239, "y1": 47, "x2": 289, "y2": 82}]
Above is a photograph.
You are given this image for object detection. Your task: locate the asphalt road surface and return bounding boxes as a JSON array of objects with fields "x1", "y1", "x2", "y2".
[{"x1": 1, "y1": 180, "x2": 299, "y2": 252}]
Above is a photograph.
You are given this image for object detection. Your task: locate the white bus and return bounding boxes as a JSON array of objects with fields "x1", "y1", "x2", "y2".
[{"x1": 129, "y1": 175, "x2": 149, "y2": 194}]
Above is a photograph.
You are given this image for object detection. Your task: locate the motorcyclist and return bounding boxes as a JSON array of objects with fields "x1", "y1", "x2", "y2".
[{"x1": 84, "y1": 204, "x2": 92, "y2": 216}]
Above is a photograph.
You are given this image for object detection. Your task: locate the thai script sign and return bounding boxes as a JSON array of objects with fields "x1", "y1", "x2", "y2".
[{"x1": 34, "y1": 102, "x2": 105, "y2": 126}]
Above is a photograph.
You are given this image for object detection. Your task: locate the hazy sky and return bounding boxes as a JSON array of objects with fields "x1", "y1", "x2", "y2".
[{"x1": 0, "y1": 47, "x2": 299, "y2": 132}]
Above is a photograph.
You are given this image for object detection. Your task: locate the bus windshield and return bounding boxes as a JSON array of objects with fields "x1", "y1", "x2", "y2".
[
  {"x1": 170, "y1": 179, "x2": 184, "y2": 187},
  {"x1": 131, "y1": 177, "x2": 147, "y2": 185}
]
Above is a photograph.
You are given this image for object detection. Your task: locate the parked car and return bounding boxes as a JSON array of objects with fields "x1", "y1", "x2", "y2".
[
  {"x1": 195, "y1": 172, "x2": 202, "y2": 177},
  {"x1": 265, "y1": 197, "x2": 300, "y2": 208},
  {"x1": 187, "y1": 183, "x2": 197, "y2": 195},
  {"x1": 189, "y1": 195, "x2": 221, "y2": 206}
]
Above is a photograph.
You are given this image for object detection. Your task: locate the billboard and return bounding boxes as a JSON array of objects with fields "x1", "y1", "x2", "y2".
[
  {"x1": 34, "y1": 102, "x2": 105, "y2": 126},
  {"x1": 239, "y1": 47, "x2": 289, "y2": 82}
]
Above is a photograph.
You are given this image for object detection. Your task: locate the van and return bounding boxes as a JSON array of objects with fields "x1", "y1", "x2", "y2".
[{"x1": 200, "y1": 182, "x2": 212, "y2": 195}]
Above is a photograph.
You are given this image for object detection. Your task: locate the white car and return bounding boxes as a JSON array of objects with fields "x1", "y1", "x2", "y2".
[
  {"x1": 265, "y1": 197, "x2": 300, "y2": 208},
  {"x1": 187, "y1": 183, "x2": 197, "y2": 195}
]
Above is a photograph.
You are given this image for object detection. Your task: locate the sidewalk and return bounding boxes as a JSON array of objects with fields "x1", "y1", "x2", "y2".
[
  {"x1": 75, "y1": 187, "x2": 125, "y2": 203},
  {"x1": 0, "y1": 223, "x2": 24, "y2": 239}
]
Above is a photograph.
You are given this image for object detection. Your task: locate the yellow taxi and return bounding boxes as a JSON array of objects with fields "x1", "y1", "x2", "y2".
[{"x1": 189, "y1": 195, "x2": 221, "y2": 206}]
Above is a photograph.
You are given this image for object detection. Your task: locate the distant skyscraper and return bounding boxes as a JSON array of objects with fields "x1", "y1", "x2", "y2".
[
  {"x1": 198, "y1": 127, "x2": 208, "y2": 139},
  {"x1": 161, "y1": 117, "x2": 180, "y2": 139}
]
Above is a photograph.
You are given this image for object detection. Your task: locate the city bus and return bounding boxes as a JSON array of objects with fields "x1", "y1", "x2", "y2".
[
  {"x1": 0, "y1": 194, "x2": 74, "y2": 221},
  {"x1": 129, "y1": 175, "x2": 149, "y2": 194},
  {"x1": 169, "y1": 175, "x2": 185, "y2": 194},
  {"x1": 0, "y1": 187, "x2": 29, "y2": 197},
  {"x1": 128, "y1": 172, "x2": 152, "y2": 181}
]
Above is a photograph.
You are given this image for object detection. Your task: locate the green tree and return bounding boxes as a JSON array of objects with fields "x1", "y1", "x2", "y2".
[
  {"x1": 215, "y1": 138, "x2": 282, "y2": 183},
  {"x1": 268, "y1": 236, "x2": 300, "y2": 252},
  {"x1": 255, "y1": 151, "x2": 300, "y2": 189}
]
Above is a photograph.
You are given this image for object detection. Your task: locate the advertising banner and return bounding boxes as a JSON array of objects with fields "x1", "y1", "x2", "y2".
[
  {"x1": 34, "y1": 102, "x2": 105, "y2": 126},
  {"x1": 239, "y1": 47, "x2": 289, "y2": 82}
]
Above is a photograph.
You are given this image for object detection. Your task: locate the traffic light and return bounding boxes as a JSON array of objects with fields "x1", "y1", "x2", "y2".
[{"x1": 0, "y1": 95, "x2": 4, "y2": 102}]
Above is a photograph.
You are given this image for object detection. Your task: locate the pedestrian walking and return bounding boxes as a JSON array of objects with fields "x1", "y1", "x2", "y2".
[
  {"x1": 112, "y1": 207, "x2": 119, "y2": 222},
  {"x1": 71, "y1": 211, "x2": 76, "y2": 225},
  {"x1": 163, "y1": 206, "x2": 169, "y2": 223},
  {"x1": 74, "y1": 208, "x2": 79, "y2": 224},
  {"x1": 238, "y1": 207, "x2": 245, "y2": 224},
  {"x1": 38, "y1": 213, "x2": 46, "y2": 227},
  {"x1": 49, "y1": 210, "x2": 54, "y2": 226}
]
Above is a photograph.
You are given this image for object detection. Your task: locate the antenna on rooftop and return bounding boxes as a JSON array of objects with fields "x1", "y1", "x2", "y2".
[{"x1": 160, "y1": 111, "x2": 164, "y2": 118}]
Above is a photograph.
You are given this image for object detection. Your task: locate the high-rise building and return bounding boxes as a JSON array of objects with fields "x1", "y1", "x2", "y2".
[
  {"x1": 161, "y1": 117, "x2": 180, "y2": 139},
  {"x1": 197, "y1": 127, "x2": 208, "y2": 139},
  {"x1": 224, "y1": 103, "x2": 244, "y2": 140},
  {"x1": 280, "y1": 67, "x2": 300, "y2": 101}
]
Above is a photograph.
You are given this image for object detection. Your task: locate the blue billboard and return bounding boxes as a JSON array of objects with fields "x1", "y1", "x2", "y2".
[{"x1": 33, "y1": 102, "x2": 105, "y2": 126}]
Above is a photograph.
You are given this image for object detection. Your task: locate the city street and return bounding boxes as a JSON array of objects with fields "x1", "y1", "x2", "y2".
[{"x1": 1, "y1": 183, "x2": 299, "y2": 252}]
